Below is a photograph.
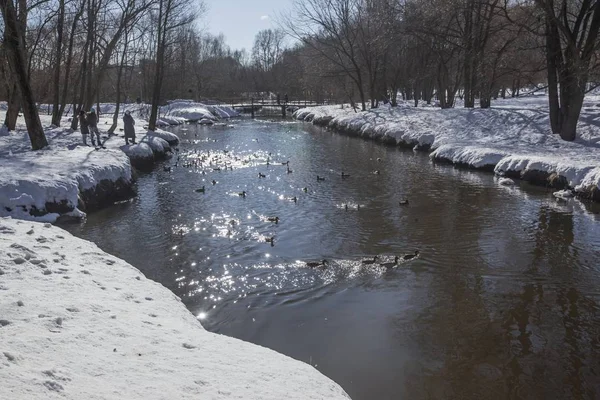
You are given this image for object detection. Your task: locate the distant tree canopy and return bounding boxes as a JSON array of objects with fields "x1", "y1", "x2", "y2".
[{"x1": 1, "y1": 0, "x2": 600, "y2": 142}]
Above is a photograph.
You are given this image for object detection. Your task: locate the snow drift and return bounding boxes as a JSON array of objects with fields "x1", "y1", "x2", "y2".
[{"x1": 0, "y1": 218, "x2": 350, "y2": 400}]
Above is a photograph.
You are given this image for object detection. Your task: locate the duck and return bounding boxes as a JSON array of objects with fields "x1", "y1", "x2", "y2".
[
  {"x1": 344, "y1": 204, "x2": 348, "y2": 211},
  {"x1": 213, "y1": 167, "x2": 221, "y2": 172},
  {"x1": 373, "y1": 170, "x2": 380, "y2": 175},
  {"x1": 302, "y1": 187, "x2": 308, "y2": 193},
  {"x1": 357, "y1": 204, "x2": 361, "y2": 210},
  {"x1": 211, "y1": 180, "x2": 217, "y2": 185},
  {"x1": 379, "y1": 256, "x2": 399, "y2": 268},
  {"x1": 402, "y1": 250, "x2": 420, "y2": 261},
  {"x1": 306, "y1": 259, "x2": 328, "y2": 268},
  {"x1": 361, "y1": 256, "x2": 379, "y2": 265},
  {"x1": 195, "y1": 186, "x2": 205, "y2": 193},
  {"x1": 341, "y1": 171, "x2": 350, "y2": 178},
  {"x1": 399, "y1": 199, "x2": 409, "y2": 206},
  {"x1": 258, "y1": 173, "x2": 266, "y2": 178},
  {"x1": 267, "y1": 216, "x2": 279, "y2": 224},
  {"x1": 317, "y1": 175, "x2": 325, "y2": 181},
  {"x1": 377, "y1": 158, "x2": 382, "y2": 162},
  {"x1": 290, "y1": 196, "x2": 297, "y2": 203},
  {"x1": 281, "y1": 161, "x2": 289, "y2": 166},
  {"x1": 287, "y1": 167, "x2": 293, "y2": 174},
  {"x1": 265, "y1": 236, "x2": 274, "y2": 246},
  {"x1": 238, "y1": 191, "x2": 247, "y2": 198}
]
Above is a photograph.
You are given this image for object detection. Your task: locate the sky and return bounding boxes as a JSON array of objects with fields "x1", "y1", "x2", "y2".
[{"x1": 204, "y1": 0, "x2": 293, "y2": 52}]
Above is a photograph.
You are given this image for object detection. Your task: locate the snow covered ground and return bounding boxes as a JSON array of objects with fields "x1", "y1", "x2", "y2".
[
  {"x1": 0, "y1": 217, "x2": 349, "y2": 399},
  {"x1": 294, "y1": 95, "x2": 600, "y2": 201},
  {"x1": 0, "y1": 108, "x2": 179, "y2": 222}
]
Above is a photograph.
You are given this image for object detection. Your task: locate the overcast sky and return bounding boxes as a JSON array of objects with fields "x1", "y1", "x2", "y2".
[{"x1": 204, "y1": 0, "x2": 294, "y2": 52}]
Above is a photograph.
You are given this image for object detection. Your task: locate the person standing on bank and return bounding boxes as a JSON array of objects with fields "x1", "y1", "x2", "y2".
[
  {"x1": 123, "y1": 110, "x2": 136, "y2": 145},
  {"x1": 78, "y1": 110, "x2": 90, "y2": 145},
  {"x1": 87, "y1": 107, "x2": 101, "y2": 147}
]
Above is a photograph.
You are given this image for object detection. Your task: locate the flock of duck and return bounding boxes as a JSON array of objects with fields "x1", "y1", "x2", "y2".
[
  {"x1": 164, "y1": 144, "x2": 419, "y2": 270},
  {"x1": 305, "y1": 251, "x2": 420, "y2": 270}
]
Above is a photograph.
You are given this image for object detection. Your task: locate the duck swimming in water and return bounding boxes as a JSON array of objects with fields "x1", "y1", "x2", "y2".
[
  {"x1": 306, "y1": 259, "x2": 328, "y2": 268},
  {"x1": 267, "y1": 216, "x2": 279, "y2": 224},
  {"x1": 399, "y1": 199, "x2": 409, "y2": 206},
  {"x1": 341, "y1": 171, "x2": 350, "y2": 178},
  {"x1": 238, "y1": 191, "x2": 246, "y2": 198},
  {"x1": 258, "y1": 172, "x2": 266, "y2": 178},
  {"x1": 317, "y1": 175, "x2": 325, "y2": 181},
  {"x1": 402, "y1": 250, "x2": 419, "y2": 261},
  {"x1": 195, "y1": 186, "x2": 205, "y2": 193},
  {"x1": 379, "y1": 256, "x2": 399, "y2": 268},
  {"x1": 361, "y1": 256, "x2": 379, "y2": 265}
]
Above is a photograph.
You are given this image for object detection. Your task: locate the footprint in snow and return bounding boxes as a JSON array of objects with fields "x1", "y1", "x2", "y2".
[
  {"x1": 0, "y1": 225, "x2": 16, "y2": 234},
  {"x1": 43, "y1": 381, "x2": 64, "y2": 392}
]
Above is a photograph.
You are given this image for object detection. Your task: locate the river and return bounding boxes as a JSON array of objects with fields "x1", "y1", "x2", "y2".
[{"x1": 64, "y1": 118, "x2": 600, "y2": 399}]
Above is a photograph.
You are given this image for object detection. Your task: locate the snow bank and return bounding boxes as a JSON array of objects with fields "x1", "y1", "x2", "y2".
[
  {"x1": 294, "y1": 96, "x2": 600, "y2": 201},
  {"x1": 0, "y1": 218, "x2": 349, "y2": 400},
  {"x1": 0, "y1": 109, "x2": 181, "y2": 221},
  {"x1": 0, "y1": 143, "x2": 132, "y2": 222}
]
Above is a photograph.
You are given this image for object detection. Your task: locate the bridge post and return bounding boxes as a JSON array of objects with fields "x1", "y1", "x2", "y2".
[{"x1": 251, "y1": 98, "x2": 255, "y2": 119}]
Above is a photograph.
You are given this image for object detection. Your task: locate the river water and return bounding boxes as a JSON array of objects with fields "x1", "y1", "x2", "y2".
[{"x1": 65, "y1": 119, "x2": 600, "y2": 399}]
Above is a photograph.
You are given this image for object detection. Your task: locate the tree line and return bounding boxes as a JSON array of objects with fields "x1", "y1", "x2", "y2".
[{"x1": 1, "y1": 0, "x2": 600, "y2": 150}]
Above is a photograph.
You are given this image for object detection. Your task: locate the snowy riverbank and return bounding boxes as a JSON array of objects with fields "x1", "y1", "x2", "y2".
[
  {"x1": 294, "y1": 95, "x2": 600, "y2": 201},
  {"x1": 0, "y1": 106, "x2": 182, "y2": 221},
  {"x1": 0, "y1": 217, "x2": 349, "y2": 399}
]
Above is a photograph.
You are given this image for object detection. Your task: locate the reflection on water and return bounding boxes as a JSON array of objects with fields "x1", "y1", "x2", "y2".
[{"x1": 65, "y1": 119, "x2": 600, "y2": 399}]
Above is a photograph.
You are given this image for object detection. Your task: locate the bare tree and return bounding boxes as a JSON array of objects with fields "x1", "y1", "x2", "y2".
[
  {"x1": 534, "y1": 0, "x2": 600, "y2": 141},
  {"x1": 0, "y1": 0, "x2": 47, "y2": 149},
  {"x1": 148, "y1": 0, "x2": 201, "y2": 131}
]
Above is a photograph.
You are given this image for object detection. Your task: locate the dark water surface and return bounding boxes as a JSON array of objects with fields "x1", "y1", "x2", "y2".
[{"x1": 65, "y1": 119, "x2": 600, "y2": 399}]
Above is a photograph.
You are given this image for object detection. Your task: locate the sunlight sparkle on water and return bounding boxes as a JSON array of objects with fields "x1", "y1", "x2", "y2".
[{"x1": 196, "y1": 312, "x2": 207, "y2": 320}]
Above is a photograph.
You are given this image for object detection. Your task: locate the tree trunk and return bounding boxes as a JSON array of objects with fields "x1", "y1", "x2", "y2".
[
  {"x1": 149, "y1": 0, "x2": 166, "y2": 131},
  {"x1": 57, "y1": 0, "x2": 84, "y2": 124},
  {"x1": 51, "y1": 0, "x2": 65, "y2": 126},
  {"x1": 0, "y1": 0, "x2": 47, "y2": 149},
  {"x1": 4, "y1": 83, "x2": 20, "y2": 129},
  {"x1": 108, "y1": 31, "x2": 129, "y2": 134}
]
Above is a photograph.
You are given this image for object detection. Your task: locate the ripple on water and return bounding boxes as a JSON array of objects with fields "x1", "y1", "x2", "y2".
[{"x1": 64, "y1": 120, "x2": 600, "y2": 400}]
